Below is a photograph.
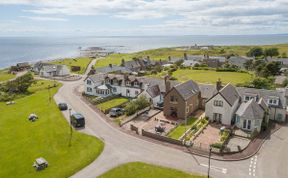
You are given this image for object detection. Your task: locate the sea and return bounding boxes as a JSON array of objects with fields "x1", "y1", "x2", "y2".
[{"x1": 1, "y1": 34, "x2": 288, "y2": 69}]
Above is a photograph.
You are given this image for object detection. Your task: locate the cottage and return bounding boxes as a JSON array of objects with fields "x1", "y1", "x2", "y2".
[
  {"x1": 205, "y1": 81, "x2": 240, "y2": 125},
  {"x1": 227, "y1": 56, "x2": 252, "y2": 69},
  {"x1": 39, "y1": 64, "x2": 70, "y2": 77},
  {"x1": 163, "y1": 79, "x2": 201, "y2": 119},
  {"x1": 235, "y1": 99, "x2": 268, "y2": 132},
  {"x1": 96, "y1": 64, "x2": 132, "y2": 74}
]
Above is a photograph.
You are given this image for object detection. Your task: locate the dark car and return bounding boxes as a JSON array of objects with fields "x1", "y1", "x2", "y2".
[
  {"x1": 58, "y1": 103, "x2": 68, "y2": 111},
  {"x1": 109, "y1": 108, "x2": 124, "y2": 117},
  {"x1": 70, "y1": 113, "x2": 85, "y2": 128}
]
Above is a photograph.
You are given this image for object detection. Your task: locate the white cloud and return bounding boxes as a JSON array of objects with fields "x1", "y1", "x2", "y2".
[
  {"x1": 20, "y1": 16, "x2": 67, "y2": 21},
  {"x1": 0, "y1": 0, "x2": 288, "y2": 35}
]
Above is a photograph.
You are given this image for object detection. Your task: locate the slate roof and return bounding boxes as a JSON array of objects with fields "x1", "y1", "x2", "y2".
[
  {"x1": 227, "y1": 56, "x2": 252, "y2": 68},
  {"x1": 258, "y1": 98, "x2": 269, "y2": 111},
  {"x1": 33, "y1": 62, "x2": 53, "y2": 72},
  {"x1": 236, "y1": 99, "x2": 265, "y2": 120},
  {"x1": 199, "y1": 84, "x2": 217, "y2": 99},
  {"x1": 174, "y1": 80, "x2": 200, "y2": 100},
  {"x1": 96, "y1": 65, "x2": 132, "y2": 74},
  {"x1": 219, "y1": 84, "x2": 240, "y2": 106},
  {"x1": 237, "y1": 87, "x2": 286, "y2": 109},
  {"x1": 146, "y1": 85, "x2": 161, "y2": 98},
  {"x1": 143, "y1": 78, "x2": 179, "y2": 93},
  {"x1": 182, "y1": 60, "x2": 200, "y2": 67}
]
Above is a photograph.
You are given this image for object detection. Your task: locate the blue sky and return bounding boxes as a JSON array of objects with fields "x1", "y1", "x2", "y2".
[{"x1": 0, "y1": 0, "x2": 287, "y2": 36}]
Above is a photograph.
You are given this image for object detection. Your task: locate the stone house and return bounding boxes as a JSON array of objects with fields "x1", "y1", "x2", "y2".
[
  {"x1": 39, "y1": 64, "x2": 70, "y2": 77},
  {"x1": 163, "y1": 79, "x2": 201, "y2": 119}
]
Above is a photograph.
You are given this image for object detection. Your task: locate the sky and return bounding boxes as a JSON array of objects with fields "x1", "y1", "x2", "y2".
[{"x1": 0, "y1": 0, "x2": 287, "y2": 36}]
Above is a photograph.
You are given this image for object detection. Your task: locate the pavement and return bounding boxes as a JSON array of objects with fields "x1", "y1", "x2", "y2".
[{"x1": 53, "y1": 59, "x2": 288, "y2": 178}]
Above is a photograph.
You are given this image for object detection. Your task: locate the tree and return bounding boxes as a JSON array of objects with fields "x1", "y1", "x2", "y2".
[
  {"x1": 282, "y1": 52, "x2": 287, "y2": 58},
  {"x1": 263, "y1": 61, "x2": 281, "y2": 76},
  {"x1": 251, "y1": 77, "x2": 274, "y2": 89},
  {"x1": 264, "y1": 48, "x2": 279, "y2": 58},
  {"x1": 247, "y1": 47, "x2": 263, "y2": 57},
  {"x1": 243, "y1": 59, "x2": 253, "y2": 70},
  {"x1": 5, "y1": 72, "x2": 34, "y2": 93}
]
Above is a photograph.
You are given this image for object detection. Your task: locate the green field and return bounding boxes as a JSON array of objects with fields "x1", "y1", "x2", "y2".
[
  {"x1": 99, "y1": 162, "x2": 205, "y2": 178},
  {"x1": 167, "y1": 117, "x2": 198, "y2": 139},
  {"x1": 0, "y1": 69, "x2": 15, "y2": 82},
  {"x1": 0, "y1": 80, "x2": 104, "y2": 178},
  {"x1": 97, "y1": 97, "x2": 129, "y2": 111},
  {"x1": 172, "y1": 69, "x2": 252, "y2": 85},
  {"x1": 50, "y1": 57, "x2": 92, "y2": 74}
]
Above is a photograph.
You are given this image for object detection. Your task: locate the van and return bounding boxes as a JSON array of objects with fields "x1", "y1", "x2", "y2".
[{"x1": 70, "y1": 113, "x2": 85, "y2": 128}]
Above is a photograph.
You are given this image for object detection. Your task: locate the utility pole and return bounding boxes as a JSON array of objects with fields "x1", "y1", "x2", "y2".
[
  {"x1": 68, "y1": 108, "x2": 73, "y2": 147},
  {"x1": 208, "y1": 147, "x2": 212, "y2": 178},
  {"x1": 48, "y1": 85, "x2": 51, "y2": 103}
]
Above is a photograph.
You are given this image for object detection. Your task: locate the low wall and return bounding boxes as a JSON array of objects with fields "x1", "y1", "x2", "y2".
[
  {"x1": 142, "y1": 129, "x2": 183, "y2": 146},
  {"x1": 120, "y1": 106, "x2": 151, "y2": 126},
  {"x1": 130, "y1": 124, "x2": 139, "y2": 134}
]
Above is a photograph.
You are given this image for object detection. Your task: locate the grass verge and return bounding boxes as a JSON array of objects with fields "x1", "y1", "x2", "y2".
[
  {"x1": 99, "y1": 162, "x2": 205, "y2": 178},
  {"x1": 50, "y1": 57, "x2": 92, "y2": 74},
  {"x1": 167, "y1": 117, "x2": 197, "y2": 140},
  {"x1": 0, "y1": 80, "x2": 104, "y2": 178}
]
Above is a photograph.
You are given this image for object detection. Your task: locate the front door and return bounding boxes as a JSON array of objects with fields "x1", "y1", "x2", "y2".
[{"x1": 213, "y1": 113, "x2": 222, "y2": 123}]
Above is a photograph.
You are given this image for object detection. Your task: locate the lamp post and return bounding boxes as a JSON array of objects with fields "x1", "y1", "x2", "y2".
[
  {"x1": 208, "y1": 146, "x2": 212, "y2": 178},
  {"x1": 68, "y1": 108, "x2": 73, "y2": 147}
]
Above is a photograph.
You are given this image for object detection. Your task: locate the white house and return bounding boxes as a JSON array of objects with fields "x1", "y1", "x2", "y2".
[
  {"x1": 39, "y1": 64, "x2": 70, "y2": 77},
  {"x1": 84, "y1": 74, "x2": 144, "y2": 98},
  {"x1": 205, "y1": 83, "x2": 240, "y2": 125},
  {"x1": 139, "y1": 84, "x2": 162, "y2": 106}
]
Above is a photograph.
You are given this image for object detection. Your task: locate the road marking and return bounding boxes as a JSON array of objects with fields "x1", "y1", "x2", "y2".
[
  {"x1": 249, "y1": 156, "x2": 258, "y2": 177},
  {"x1": 200, "y1": 164, "x2": 227, "y2": 174}
]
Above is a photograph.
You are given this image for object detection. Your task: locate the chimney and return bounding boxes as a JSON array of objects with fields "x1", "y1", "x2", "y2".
[
  {"x1": 164, "y1": 75, "x2": 171, "y2": 93},
  {"x1": 216, "y1": 78, "x2": 222, "y2": 91}
]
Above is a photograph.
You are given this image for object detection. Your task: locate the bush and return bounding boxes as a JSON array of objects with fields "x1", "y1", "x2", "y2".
[
  {"x1": 125, "y1": 96, "x2": 150, "y2": 116},
  {"x1": 210, "y1": 142, "x2": 223, "y2": 149}
]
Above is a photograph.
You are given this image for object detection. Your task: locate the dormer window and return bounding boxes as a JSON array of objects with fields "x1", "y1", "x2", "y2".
[
  {"x1": 134, "y1": 81, "x2": 139, "y2": 87},
  {"x1": 113, "y1": 79, "x2": 118, "y2": 85},
  {"x1": 105, "y1": 78, "x2": 110, "y2": 84},
  {"x1": 126, "y1": 81, "x2": 131, "y2": 86},
  {"x1": 244, "y1": 95, "x2": 257, "y2": 102},
  {"x1": 267, "y1": 98, "x2": 279, "y2": 106},
  {"x1": 86, "y1": 80, "x2": 92, "y2": 85}
]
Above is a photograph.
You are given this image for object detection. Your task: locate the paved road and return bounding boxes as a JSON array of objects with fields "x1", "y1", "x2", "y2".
[{"x1": 53, "y1": 59, "x2": 287, "y2": 178}]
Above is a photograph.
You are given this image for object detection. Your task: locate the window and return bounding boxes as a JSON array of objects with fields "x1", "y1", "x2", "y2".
[
  {"x1": 87, "y1": 80, "x2": 92, "y2": 85},
  {"x1": 247, "y1": 120, "x2": 251, "y2": 130},
  {"x1": 213, "y1": 100, "x2": 223, "y2": 107},
  {"x1": 126, "y1": 81, "x2": 131, "y2": 86},
  {"x1": 135, "y1": 90, "x2": 139, "y2": 95},
  {"x1": 170, "y1": 96, "x2": 178, "y2": 102},
  {"x1": 113, "y1": 87, "x2": 117, "y2": 92},
  {"x1": 243, "y1": 119, "x2": 247, "y2": 129},
  {"x1": 134, "y1": 81, "x2": 139, "y2": 87},
  {"x1": 105, "y1": 79, "x2": 110, "y2": 84},
  {"x1": 87, "y1": 87, "x2": 92, "y2": 92},
  {"x1": 236, "y1": 115, "x2": 240, "y2": 123},
  {"x1": 267, "y1": 98, "x2": 279, "y2": 106}
]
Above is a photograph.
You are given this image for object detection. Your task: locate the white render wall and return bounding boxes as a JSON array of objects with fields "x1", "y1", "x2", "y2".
[
  {"x1": 205, "y1": 93, "x2": 239, "y2": 126},
  {"x1": 269, "y1": 107, "x2": 286, "y2": 122}
]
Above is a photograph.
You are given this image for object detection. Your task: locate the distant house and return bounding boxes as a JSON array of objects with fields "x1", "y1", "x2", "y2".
[
  {"x1": 182, "y1": 60, "x2": 200, "y2": 67},
  {"x1": 96, "y1": 64, "x2": 132, "y2": 74},
  {"x1": 266, "y1": 57, "x2": 288, "y2": 67},
  {"x1": 121, "y1": 58, "x2": 157, "y2": 72},
  {"x1": 227, "y1": 56, "x2": 252, "y2": 69},
  {"x1": 33, "y1": 62, "x2": 52, "y2": 74},
  {"x1": 39, "y1": 64, "x2": 70, "y2": 77},
  {"x1": 10, "y1": 62, "x2": 31, "y2": 72},
  {"x1": 203, "y1": 56, "x2": 226, "y2": 68},
  {"x1": 163, "y1": 79, "x2": 201, "y2": 119}
]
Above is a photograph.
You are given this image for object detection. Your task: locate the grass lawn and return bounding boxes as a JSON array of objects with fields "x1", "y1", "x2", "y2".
[
  {"x1": 99, "y1": 162, "x2": 205, "y2": 178},
  {"x1": 167, "y1": 117, "x2": 198, "y2": 140},
  {"x1": 172, "y1": 69, "x2": 253, "y2": 85},
  {"x1": 0, "y1": 80, "x2": 104, "y2": 178},
  {"x1": 50, "y1": 57, "x2": 92, "y2": 74},
  {"x1": 0, "y1": 69, "x2": 15, "y2": 82},
  {"x1": 97, "y1": 97, "x2": 129, "y2": 111}
]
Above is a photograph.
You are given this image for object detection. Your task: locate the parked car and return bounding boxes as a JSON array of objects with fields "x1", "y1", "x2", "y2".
[
  {"x1": 58, "y1": 103, "x2": 68, "y2": 111},
  {"x1": 109, "y1": 108, "x2": 124, "y2": 117},
  {"x1": 70, "y1": 113, "x2": 85, "y2": 128}
]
